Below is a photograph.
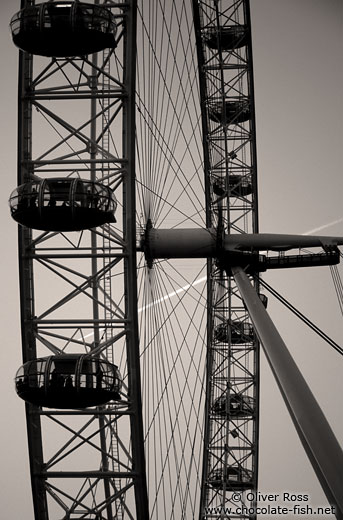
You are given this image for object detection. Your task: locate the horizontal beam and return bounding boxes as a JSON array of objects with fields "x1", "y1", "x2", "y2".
[
  {"x1": 36, "y1": 409, "x2": 131, "y2": 416},
  {"x1": 28, "y1": 92, "x2": 124, "y2": 100},
  {"x1": 38, "y1": 471, "x2": 137, "y2": 478},
  {"x1": 31, "y1": 158, "x2": 127, "y2": 164},
  {"x1": 34, "y1": 319, "x2": 127, "y2": 324},
  {"x1": 27, "y1": 254, "x2": 126, "y2": 259}
]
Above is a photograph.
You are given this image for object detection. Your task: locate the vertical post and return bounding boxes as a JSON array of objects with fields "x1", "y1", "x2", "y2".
[
  {"x1": 123, "y1": 0, "x2": 149, "y2": 516},
  {"x1": 244, "y1": 0, "x2": 259, "y2": 234},
  {"x1": 232, "y1": 266, "x2": 343, "y2": 520},
  {"x1": 90, "y1": 45, "x2": 114, "y2": 519},
  {"x1": 17, "y1": 30, "x2": 49, "y2": 519}
]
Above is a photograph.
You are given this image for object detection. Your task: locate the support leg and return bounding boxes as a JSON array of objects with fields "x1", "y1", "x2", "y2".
[{"x1": 232, "y1": 266, "x2": 343, "y2": 520}]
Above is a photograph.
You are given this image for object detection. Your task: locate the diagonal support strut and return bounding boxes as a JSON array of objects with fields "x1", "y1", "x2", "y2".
[{"x1": 231, "y1": 265, "x2": 343, "y2": 520}]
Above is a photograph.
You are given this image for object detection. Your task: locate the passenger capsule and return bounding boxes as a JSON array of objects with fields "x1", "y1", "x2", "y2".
[
  {"x1": 213, "y1": 175, "x2": 252, "y2": 198},
  {"x1": 9, "y1": 178, "x2": 117, "y2": 231},
  {"x1": 10, "y1": 1, "x2": 116, "y2": 57},
  {"x1": 212, "y1": 393, "x2": 255, "y2": 417},
  {"x1": 15, "y1": 354, "x2": 122, "y2": 409},
  {"x1": 214, "y1": 320, "x2": 254, "y2": 344},
  {"x1": 203, "y1": 25, "x2": 248, "y2": 50},
  {"x1": 209, "y1": 467, "x2": 253, "y2": 490},
  {"x1": 228, "y1": 175, "x2": 252, "y2": 197},
  {"x1": 208, "y1": 99, "x2": 250, "y2": 125}
]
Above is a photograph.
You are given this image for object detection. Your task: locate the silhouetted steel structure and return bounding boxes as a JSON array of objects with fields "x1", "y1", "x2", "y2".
[
  {"x1": 191, "y1": 2, "x2": 260, "y2": 515},
  {"x1": 11, "y1": 0, "x2": 148, "y2": 518},
  {"x1": 10, "y1": 1, "x2": 343, "y2": 519}
]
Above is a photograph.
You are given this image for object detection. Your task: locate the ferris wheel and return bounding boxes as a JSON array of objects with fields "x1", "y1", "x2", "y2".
[{"x1": 9, "y1": 1, "x2": 343, "y2": 519}]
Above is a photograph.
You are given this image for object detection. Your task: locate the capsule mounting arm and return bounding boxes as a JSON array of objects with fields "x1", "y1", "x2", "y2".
[{"x1": 140, "y1": 226, "x2": 343, "y2": 260}]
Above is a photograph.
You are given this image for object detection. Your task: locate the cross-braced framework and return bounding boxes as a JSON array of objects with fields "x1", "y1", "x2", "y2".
[
  {"x1": 15, "y1": 1, "x2": 148, "y2": 518},
  {"x1": 192, "y1": 1, "x2": 259, "y2": 517}
]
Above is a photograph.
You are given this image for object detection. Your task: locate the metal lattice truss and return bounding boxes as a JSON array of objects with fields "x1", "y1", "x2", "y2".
[
  {"x1": 193, "y1": 1, "x2": 259, "y2": 518},
  {"x1": 17, "y1": 2, "x2": 148, "y2": 518}
]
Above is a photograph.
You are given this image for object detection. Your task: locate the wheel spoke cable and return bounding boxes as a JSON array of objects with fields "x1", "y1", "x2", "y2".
[{"x1": 258, "y1": 276, "x2": 343, "y2": 356}]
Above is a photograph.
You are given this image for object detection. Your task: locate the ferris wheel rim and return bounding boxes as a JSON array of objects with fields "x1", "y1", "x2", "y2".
[{"x1": 134, "y1": 1, "x2": 260, "y2": 518}]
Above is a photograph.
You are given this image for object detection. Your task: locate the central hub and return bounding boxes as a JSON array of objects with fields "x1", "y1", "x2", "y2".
[
  {"x1": 139, "y1": 225, "x2": 266, "y2": 273},
  {"x1": 140, "y1": 226, "x2": 217, "y2": 260}
]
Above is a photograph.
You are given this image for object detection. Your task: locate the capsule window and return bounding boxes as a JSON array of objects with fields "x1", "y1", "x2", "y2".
[
  {"x1": 44, "y1": 4, "x2": 71, "y2": 31},
  {"x1": 43, "y1": 179, "x2": 71, "y2": 208},
  {"x1": 13, "y1": 7, "x2": 39, "y2": 34},
  {"x1": 49, "y1": 358, "x2": 75, "y2": 391},
  {"x1": 15, "y1": 358, "x2": 47, "y2": 391},
  {"x1": 79, "y1": 359, "x2": 98, "y2": 389}
]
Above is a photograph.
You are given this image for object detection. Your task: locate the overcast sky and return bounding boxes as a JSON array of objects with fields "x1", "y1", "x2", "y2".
[{"x1": 0, "y1": 1, "x2": 342, "y2": 519}]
